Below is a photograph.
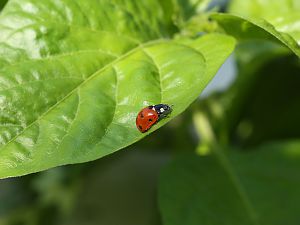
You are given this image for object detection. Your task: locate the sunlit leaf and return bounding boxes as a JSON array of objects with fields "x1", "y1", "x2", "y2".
[
  {"x1": 0, "y1": 0, "x2": 235, "y2": 178},
  {"x1": 211, "y1": 13, "x2": 300, "y2": 57},
  {"x1": 229, "y1": 0, "x2": 300, "y2": 43}
]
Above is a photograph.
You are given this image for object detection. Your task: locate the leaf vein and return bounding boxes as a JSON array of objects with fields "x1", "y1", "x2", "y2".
[
  {"x1": 55, "y1": 91, "x2": 81, "y2": 153},
  {"x1": 0, "y1": 39, "x2": 167, "y2": 149},
  {"x1": 141, "y1": 49, "x2": 163, "y2": 102}
]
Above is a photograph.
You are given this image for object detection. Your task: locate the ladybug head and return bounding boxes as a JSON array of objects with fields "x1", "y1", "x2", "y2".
[{"x1": 153, "y1": 104, "x2": 172, "y2": 117}]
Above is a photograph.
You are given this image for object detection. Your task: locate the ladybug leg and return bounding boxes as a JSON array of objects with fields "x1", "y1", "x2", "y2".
[{"x1": 157, "y1": 114, "x2": 167, "y2": 121}]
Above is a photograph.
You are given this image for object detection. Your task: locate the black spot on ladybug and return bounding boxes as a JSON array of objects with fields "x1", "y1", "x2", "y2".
[
  {"x1": 139, "y1": 125, "x2": 143, "y2": 130},
  {"x1": 149, "y1": 119, "x2": 153, "y2": 122},
  {"x1": 140, "y1": 112, "x2": 144, "y2": 118}
]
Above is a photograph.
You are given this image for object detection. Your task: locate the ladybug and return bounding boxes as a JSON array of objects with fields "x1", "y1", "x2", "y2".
[{"x1": 136, "y1": 104, "x2": 172, "y2": 133}]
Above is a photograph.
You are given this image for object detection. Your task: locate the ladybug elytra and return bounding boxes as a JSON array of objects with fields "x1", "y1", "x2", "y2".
[{"x1": 136, "y1": 104, "x2": 172, "y2": 133}]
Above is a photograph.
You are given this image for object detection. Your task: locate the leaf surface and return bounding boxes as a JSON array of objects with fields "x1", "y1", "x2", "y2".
[
  {"x1": 0, "y1": 0, "x2": 236, "y2": 178},
  {"x1": 211, "y1": 13, "x2": 300, "y2": 57},
  {"x1": 229, "y1": 0, "x2": 300, "y2": 43}
]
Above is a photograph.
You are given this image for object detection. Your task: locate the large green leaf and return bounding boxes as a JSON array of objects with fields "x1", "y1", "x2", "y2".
[
  {"x1": 159, "y1": 141, "x2": 300, "y2": 225},
  {"x1": 211, "y1": 13, "x2": 300, "y2": 57},
  {"x1": 0, "y1": 0, "x2": 236, "y2": 178}
]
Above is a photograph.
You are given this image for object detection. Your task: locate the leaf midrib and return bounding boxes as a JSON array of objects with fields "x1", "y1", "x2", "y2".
[
  {"x1": 214, "y1": 148, "x2": 260, "y2": 225},
  {"x1": 196, "y1": 113, "x2": 260, "y2": 225},
  {"x1": 1, "y1": 38, "x2": 168, "y2": 149}
]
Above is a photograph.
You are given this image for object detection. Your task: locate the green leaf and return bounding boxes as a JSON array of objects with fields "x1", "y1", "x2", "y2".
[
  {"x1": 229, "y1": 0, "x2": 300, "y2": 43},
  {"x1": 159, "y1": 141, "x2": 300, "y2": 225},
  {"x1": 0, "y1": 0, "x2": 8, "y2": 11},
  {"x1": 0, "y1": 0, "x2": 236, "y2": 178},
  {"x1": 211, "y1": 13, "x2": 300, "y2": 57}
]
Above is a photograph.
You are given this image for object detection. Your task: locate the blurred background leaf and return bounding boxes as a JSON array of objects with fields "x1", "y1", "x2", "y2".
[
  {"x1": 200, "y1": 41, "x2": 300, "y2": 148},
  {"x1": 0, "y1": 0, "x2": 7, "y2": 11},
  {"x1": 0, "y1": 146, "x2": 170, "y2": 225},
  {"x1": 173, "y1": 0, "x2": 210, "y2": 27},
  {"x1": 227, "y1": 54, "x2": 300, "y2": 146},
  {"x1": 159, "y1": 141, "x2": 300, "y2": 225}
]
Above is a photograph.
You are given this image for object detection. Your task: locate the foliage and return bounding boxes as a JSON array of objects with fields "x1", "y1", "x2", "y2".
[
  {"x1": 160, "y1": 141, "x2": 300, "y2": 225},
  {"x1": 0, "y1": 0, "x2": 234, "y2": 178},
  {"x1": 0, "y1": 0, "x2": 300, "y2": 224}
]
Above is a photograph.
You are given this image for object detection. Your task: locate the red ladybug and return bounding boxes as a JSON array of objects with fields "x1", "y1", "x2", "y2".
[{"x1": 136, "y1": 104, "x2": 172, "y2": 133}]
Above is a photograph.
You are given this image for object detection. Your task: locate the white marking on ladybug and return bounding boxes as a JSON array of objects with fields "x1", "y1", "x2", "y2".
[{"x1": 160, "y1": 108, "x2": 165, "y2": 112}]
